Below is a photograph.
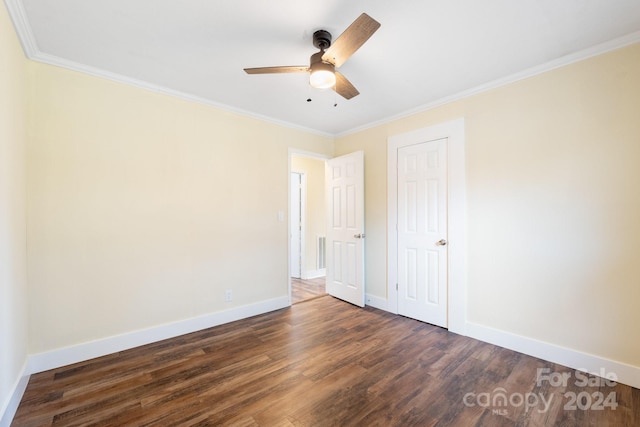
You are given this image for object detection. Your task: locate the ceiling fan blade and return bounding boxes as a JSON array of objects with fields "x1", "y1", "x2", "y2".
[
  {"x1": 244, "y1": 66, "x2": 309, "y2": 74},
  {"x1": 322, "y1": 13, "x2": 381, "y2": 68},
  {"x1": 334, "y1": 72, "x2": 359, "y2": 99}
]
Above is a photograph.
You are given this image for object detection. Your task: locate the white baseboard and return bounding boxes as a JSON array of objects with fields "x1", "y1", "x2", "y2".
[
  {"x1": 301, "y1": 269, "x2": 326, "y2": 280},
  {"x1": 26, "y1": 297, "x2": 289, "y2": 375},
  {"x1": 347, "y1": 296, "x2": 640, "y2": 389},
  {"x1": 365, "y1": 294, "x2": 388, "y2": 311},
  {"x1": 8, "y1": 295, "x2": 639, "y2": 427},
  {"x1": 466, "y1": 321, "x2": 640, "y2": 390},
  {"x1": 0, "y1": 362, "x2": 29, "y2": 427}
]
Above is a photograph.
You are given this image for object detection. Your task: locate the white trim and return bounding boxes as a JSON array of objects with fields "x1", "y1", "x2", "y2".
[
  {"x1": 3, "y1": 0, "x2": 38, "y2": 57},
  {"x1": 387, "y1": 118, "x2": 467, "y2": 335},
  {"x1": 290, "y1": 171, "x2": 304, "y2": 279},
  {"x1": 288, "y1": 148, "x2": 332, "y2": 161},
  {"x1": 26, "y1": 51, "x2": 334, "y2": 139},
  {"x1": 357, "y1": 300, "x2": 640, "y2": 389},
  {"x1": 301, "y1": 268, "x2": 326, "y2": 280},
  {"x1": 0, "y1": 362, "x2": 29, "y2": 427},
  {"x1": 336, "y1": 31, "x2": 640, "y2": 138},
  {"x1": 300, "y1": 173, "x2": 307, "y2": 280},
  {"x1": 365, "y1": 294, "x2": 388, "y2": 311},
  {"x1": 466, "y1": 322, "x2": 640, "y2": 390},
  {"x1": 25, "y1": 297, "x2": 288, "y2": 375},
  {"x1": 7, "y1": 0, "x2": 639, "y2": 139}
]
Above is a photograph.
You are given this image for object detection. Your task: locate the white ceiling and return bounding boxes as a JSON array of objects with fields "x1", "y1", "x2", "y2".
[{"x1": 9, "y1": 0, "x2": 640, "y2": 136}]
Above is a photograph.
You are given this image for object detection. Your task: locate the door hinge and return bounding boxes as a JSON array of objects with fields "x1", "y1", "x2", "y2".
[{"x1": 396, "y1": 283, "x2": 398, "y2": 290}]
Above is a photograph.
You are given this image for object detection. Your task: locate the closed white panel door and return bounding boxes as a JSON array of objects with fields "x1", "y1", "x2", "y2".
[
  {"x1": 290, "y1": 173, "x2": 302, "y2": 278},
  {"x1": 326, "y1": 151, "x2": 365, "y2": 307},
  {"x1": 397, "y1": 139, "x2": 448, "y2": 326}
]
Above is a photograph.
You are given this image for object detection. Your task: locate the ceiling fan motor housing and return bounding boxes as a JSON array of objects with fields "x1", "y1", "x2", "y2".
[
  {"x1": 309, "y1": 51, "x2": 335, "y2": 73},
  {"x1": 313, "y1": 30, "x2": 332, "y2": 50}
]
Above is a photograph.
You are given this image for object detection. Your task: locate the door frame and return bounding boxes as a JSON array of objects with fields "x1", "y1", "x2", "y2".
[
  {"x1": 290, "y1": 171, "x2": 305, "y2": 279},
  {"x1": 288, "y1": 148, "x2": 331, "y2": 305},
  {"x1": 387, "y1": 118, "x2": 467, "y2": 335}
]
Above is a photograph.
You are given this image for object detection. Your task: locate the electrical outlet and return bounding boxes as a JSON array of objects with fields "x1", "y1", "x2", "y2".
[{"x1": 225, "y1": 289, "x2": 233, "y2": 302}]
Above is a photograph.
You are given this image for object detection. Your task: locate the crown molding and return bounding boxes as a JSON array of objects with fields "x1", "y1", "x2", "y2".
[
  {"x1": 336, "y1": 30, "x2": 640, "y2": 138},
  {"x1": 3, "y1": 0, "x2": 333, "y2": 139},
  {"x1": 5, "y1": 0, "x2": 640, "y2": 139},
  {"x1": 3, "y1": 0, "x2": 37, "y2": 57},
  {"x1": 32, "y1": 52, "x2": 334, "y2": 138}
]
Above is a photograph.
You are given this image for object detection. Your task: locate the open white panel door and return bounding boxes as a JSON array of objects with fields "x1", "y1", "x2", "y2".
[{"x1": 325, "y1": 151, "x2": 365, "y2": 307}]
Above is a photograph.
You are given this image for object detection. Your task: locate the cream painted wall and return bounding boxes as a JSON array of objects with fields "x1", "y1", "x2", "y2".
[
  {"x1": 26, "y1": 63, "x2": 333, "y2": 353},
  {"x1": 336, "y1": 43, "x2": 640, "y2": 367},
  {"x1": 3, "y1": 0, "x2": 639, "y2": 405},
  {"x1": 0, "y1": 3, "x2": 29, "y2": 419},
  {"x1": 291, "y1": 155, "x2": 326, "y2": 277}
]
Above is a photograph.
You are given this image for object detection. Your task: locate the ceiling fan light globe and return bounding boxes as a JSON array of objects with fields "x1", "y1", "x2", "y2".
[{"x1": 310, "y1": 69, "x2": 336, "y2": 89}]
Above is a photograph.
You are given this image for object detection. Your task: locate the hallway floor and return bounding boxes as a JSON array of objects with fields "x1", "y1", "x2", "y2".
[{"x1": 291, "y1": 276, "x2": 326, "y2": 304}]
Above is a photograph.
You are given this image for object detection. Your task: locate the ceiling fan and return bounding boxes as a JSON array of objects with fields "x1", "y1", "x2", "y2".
[{"x1": 244, "y1": 13, "x2": 381, "y2": 100}]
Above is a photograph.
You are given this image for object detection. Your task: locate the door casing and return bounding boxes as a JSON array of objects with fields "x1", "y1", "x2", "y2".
[
  {"x1": 387, "y1": 118, "x2": 467, "y2": 335},
  {"x1": 290, "y1": 172, "x2": 303, "y2": 279}
]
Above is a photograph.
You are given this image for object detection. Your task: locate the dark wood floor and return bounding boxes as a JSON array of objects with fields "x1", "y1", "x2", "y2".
[
  {"x1": 13, "y1": 295, "x2": 639, "y2": 426},
  {"x1": 291, "y1": 276, "x2": 326, "y2": 304}
]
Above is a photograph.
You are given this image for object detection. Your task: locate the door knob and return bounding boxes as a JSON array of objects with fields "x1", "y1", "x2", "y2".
[
  {"x1": 437, "y1": 239, "x2": 447, "y2": 246},
  {"x1": 354, "y1": 233, "x2": 366, "y2": 239}
]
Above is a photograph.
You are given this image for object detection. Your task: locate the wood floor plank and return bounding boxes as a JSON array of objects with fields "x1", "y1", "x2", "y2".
[
  {"x1": 291, "y1": 277, "x2": 326, "y2": 304},
  {"x1": 12, "y1": 295, "x2": 640, "y2": 426}
]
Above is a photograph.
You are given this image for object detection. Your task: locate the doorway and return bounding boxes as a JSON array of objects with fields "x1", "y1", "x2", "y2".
[{"x1": 290, "y1": 153, "x2": 328, "y2": 304}]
